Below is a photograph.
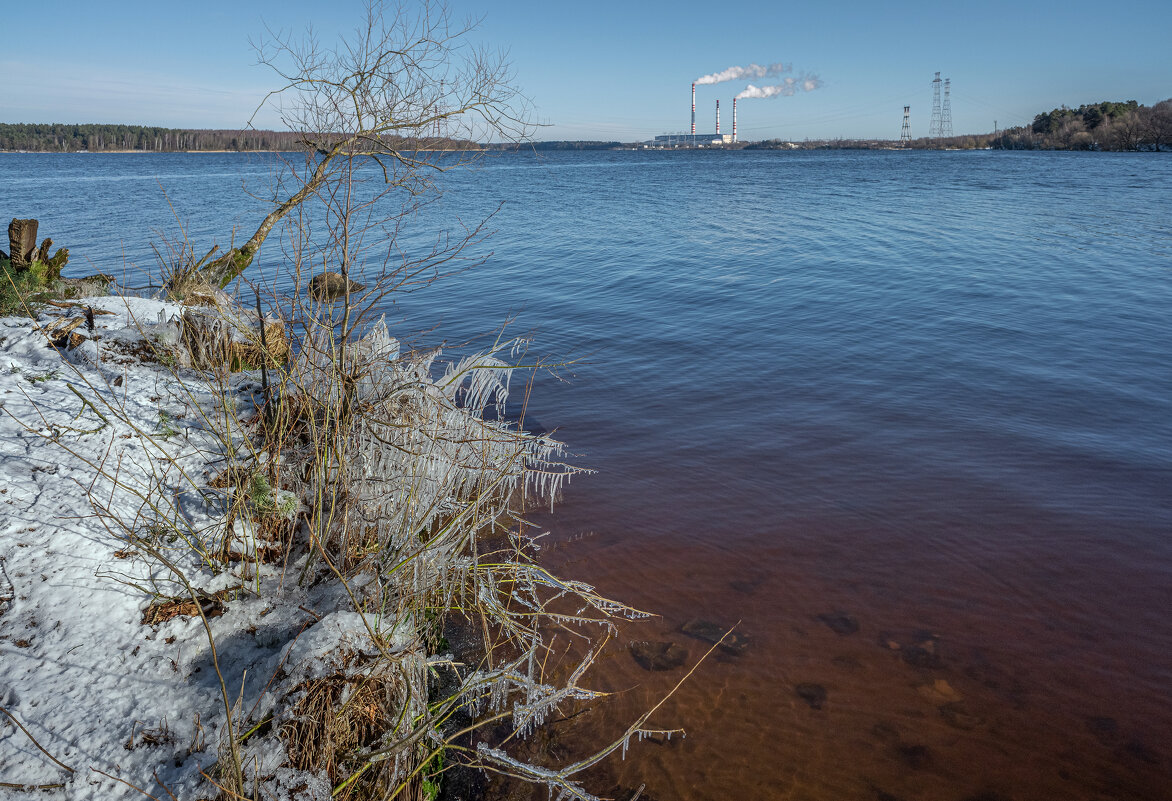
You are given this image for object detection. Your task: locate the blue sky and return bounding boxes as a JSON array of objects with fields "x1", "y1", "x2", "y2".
[{"x1": 2, "y1": 0, "x2": 1169, "y2": 141}]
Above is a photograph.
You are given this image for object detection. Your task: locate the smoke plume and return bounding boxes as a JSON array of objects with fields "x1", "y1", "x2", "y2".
[
  {"x1": 696, "y1": 62, "x2": 791, "y2": 86},
  {"x1": 736, "y1": 75, "x2": 823, "y2": 100}
]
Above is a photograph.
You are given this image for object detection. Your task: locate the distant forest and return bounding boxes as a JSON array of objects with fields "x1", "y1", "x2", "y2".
[
  {"x1": 0, "y1": 124, "x2": 478, "y2": 153},
  {"x1": 0, "y1": 124, "x2": 306, "y2": 152},
  {"x1": 749, "y1": 98, "x2": 1172, "y2": 151},
  {"x1": 2, "y1": 98, "x2": 1170, "y2": 152},
  {"x1": 996, "y1": 98, "x2": 1171, "y2": 151}
]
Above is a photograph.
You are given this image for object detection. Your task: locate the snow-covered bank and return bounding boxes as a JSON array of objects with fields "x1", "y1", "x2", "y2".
[
  {"x1": 0, "y1": 296, "x2": 407, "y2": 799},
  {"x1": 2, "y1": 296, "x2": 224, "y2": 796},
  {"x1": 0, "y1": 291, "x2": 641, "y2": 801}
]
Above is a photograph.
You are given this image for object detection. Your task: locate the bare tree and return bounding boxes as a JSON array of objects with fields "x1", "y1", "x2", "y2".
[
  {"x1": 1146, "y1": 98, "x2": 1172, "y2": 152},
  {"x1": 174, "y1": 0, "x2": 532, "y2": 294},
  {"x1": 1110, "y1": 110, "x2": 1148, "y2": 151},
  {"x1": 1057, "y1": 117, "x2": 1086, "y2": 150}
]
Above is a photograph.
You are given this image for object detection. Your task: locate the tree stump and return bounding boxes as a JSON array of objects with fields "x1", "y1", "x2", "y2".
[
  {"x1": 8, "y1": 218, "x2": 39, "y2": 270},
  {"x1": 34, "y1": 238, "x2": 52, "y2": 265},
  {"x1": 38, "y1": 239, "x2": 70, "y2": 280},
  {"x1": 4, "y1": 219, "x2": 70, "y2": 278},
  {"x1": 45, "y1": 248, "x2": 71, "y2": 280}
]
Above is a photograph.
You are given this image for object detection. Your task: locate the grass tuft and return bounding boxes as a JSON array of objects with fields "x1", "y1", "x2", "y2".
[{"x1": 1, "y1": 257, "x2": 62, "y2": 316}]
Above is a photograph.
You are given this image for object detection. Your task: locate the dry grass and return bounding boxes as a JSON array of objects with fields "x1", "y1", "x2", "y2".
[
  {"x1": 283, "y1": 670, "x2": 410, "y2": 800},
  {"x1": 141, "y1": 591, "x2": 230, "y2": 625}
]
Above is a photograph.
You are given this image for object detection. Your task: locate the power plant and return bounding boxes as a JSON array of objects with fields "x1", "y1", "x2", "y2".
[
  {"x1": 654, "y1": 64, "x2": 822, "y2": 146},
  {"x1": 657, "y1": 65, "x2": 954, "y2": 146},
  {"x1": 653, "y1": 88, "x2": 735, "y2": 146}
]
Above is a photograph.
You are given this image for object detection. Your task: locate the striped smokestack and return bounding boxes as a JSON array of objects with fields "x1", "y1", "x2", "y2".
[
  {"x1": 716, "y1": 99, "x2": 720, "y2": 135},
  {"x1": 733, "y1": 97, "x2": 737, "y2": 142},
  {"x1": 691, "y1": 83, "x2": 696, "y2": 135}
]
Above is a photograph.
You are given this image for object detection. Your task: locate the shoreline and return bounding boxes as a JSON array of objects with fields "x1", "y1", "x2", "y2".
[{"x1": 0, "y1": 284, "x2": 624, "y2": 800}]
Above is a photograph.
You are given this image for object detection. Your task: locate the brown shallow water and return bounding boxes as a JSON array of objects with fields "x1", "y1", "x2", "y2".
[{"x1": 516, "y1": 474, "x2": 1172, "y2": 801}]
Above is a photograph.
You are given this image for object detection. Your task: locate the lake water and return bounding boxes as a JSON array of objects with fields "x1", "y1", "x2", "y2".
[{"x1": 4, "y1": 150, "x2": 1171, "y2": 800}]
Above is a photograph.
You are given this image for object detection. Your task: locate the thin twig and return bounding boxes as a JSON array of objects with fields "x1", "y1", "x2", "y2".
[
  {"x1": 89, "y1": 767, "x2": 162, "y2": 800},
  {"x1": 0, "y1": 706, "x2": 75, "y2": 775}
]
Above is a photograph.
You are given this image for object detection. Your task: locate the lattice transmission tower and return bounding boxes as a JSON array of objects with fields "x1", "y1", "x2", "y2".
[
  {"x1": 942, "y1": 78, "x2": 954, "y2": 138},
  {"x1": 929, "y1": 72, "x2": 943, "y2": 138},
  {"x1": 900, "y1": 105, "x2": 911, "y2": 145}
]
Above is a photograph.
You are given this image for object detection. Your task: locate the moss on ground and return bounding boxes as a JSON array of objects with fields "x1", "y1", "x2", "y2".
[{"x1": 0, "y1": 257, "x2": 64, "y2": 315}]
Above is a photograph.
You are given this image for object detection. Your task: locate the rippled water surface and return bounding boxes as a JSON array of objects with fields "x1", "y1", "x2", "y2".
[{"x1": 4, "y1": 149, "x2": 1171, "y2": 800}]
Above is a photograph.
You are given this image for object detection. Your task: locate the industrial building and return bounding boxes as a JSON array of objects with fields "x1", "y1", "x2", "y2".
[{"x1": 652, "y1": 133, "x2": 733, "y2": 146}]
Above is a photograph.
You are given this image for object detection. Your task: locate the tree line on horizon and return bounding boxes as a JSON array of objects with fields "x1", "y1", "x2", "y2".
[
  {"x1": 744, "y1": 98, "x2": 1171, "y2": 151},
  {"x1": 0, "y1": 123, "x2": 307, "y2": 152},
  {"x1": 3, "y1": 98, "x2": 1170, "y2": 153},
  {"x1": 0, "y1": 123, "x2": 481, "y2": 153},
  {"x1": 995, "y1": 98, "x2": 1172, "y2": 151}
]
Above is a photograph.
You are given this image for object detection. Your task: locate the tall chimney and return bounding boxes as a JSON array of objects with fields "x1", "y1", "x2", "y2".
[
  {"x1": 733, "y1": 97, "x2": 737, "y2": 142},
  {"x1": 691, "y1": 83, "x2": 696, "y2": 135},
  {"x1": 716, "y1": 99, "x2": 720, "y2": 135}
]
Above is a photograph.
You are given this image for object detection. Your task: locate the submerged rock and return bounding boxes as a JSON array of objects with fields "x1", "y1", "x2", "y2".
[
  {"x1": 916, "y1": 678, "x2": 962, "y2": 704},
  {"x1": 728, "y1": 573, "x2": 768, "y2": 595},
  {"x1": 895, "y1": 743, "x2": 932, "y2": 770},
  {"x1": 870, "y1": 721, "x2": 902, "y2": 742},
  {"x1": 629, "y1": 640, "x2": 689, "y2": 671},
  {"x1": 880, "y1": 629, "x2": 944, "y2": 669},
  {"x1": 795, "y1": 682, "x2": 828, "y2": 710},
  {"x1": 901, "y1": 645, "x2": 942, "y2": 669},
  {"x1": 939, "y1": 702, "x2": 984, "y2": 731},
  {"x1": 307, "y1": 271, "x2": 366, "y2": 301},
  {"x1": 1123, "y1": 739, "x2": 1161, "y2": 765},
  {"x1": 1085, "y1": 715, "x2": 1120, "y2": 746},
  {"x1": 959, "y1": 792, "x2": 1013, "y2": 801},
  {"x1": 831, "y1": 654, "x2": 863, "y2": 670},
  {"x1": 818, "y1": 610, "x2": 860, "y2": 635},
  {"x1": 679, "y1": 619, "x2": 750, "y2": 654}
]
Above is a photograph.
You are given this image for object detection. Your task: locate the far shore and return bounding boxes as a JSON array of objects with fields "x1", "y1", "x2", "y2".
[{"x1": 0, "y1": 148, "x2": 489, "y2": 154}]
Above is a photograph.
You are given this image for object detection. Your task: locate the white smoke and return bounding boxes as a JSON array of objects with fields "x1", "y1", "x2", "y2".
[
  {"x1": 696, "y1": 62, "x2": 790, "y2": 86},
  {"x1": 736, "y1": 74, "x2": 823, "y2": 100}
]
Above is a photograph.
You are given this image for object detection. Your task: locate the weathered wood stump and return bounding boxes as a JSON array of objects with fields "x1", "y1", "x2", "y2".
[
  {"x1": 8, "y1": 218, "x2": 38, "y2": 269},
  {"x1": 4, "y1": 219, "x2": 70, "y2": 278}
]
